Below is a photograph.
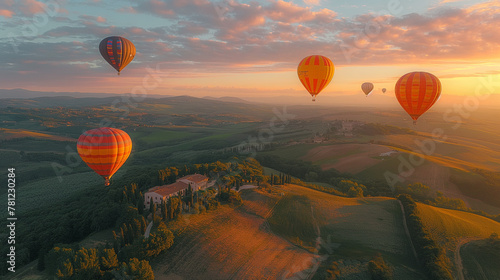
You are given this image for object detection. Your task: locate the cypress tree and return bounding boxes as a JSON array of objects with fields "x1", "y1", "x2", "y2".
[
  {"x1": 120, "y1": 227, "x2": 126, "y2": 247},
  {"x1": 137, "y1": 193, "x2": 144, "y2": 215},
  {"x1": 151, "y1": 203, "x2": 157, "y2": 221},
  {"x1": 161, "y1": 199, "x2": 167, "y2": 221},
  {"x1": 128, "y1": 223, "x2": 135, "y2": 242}
]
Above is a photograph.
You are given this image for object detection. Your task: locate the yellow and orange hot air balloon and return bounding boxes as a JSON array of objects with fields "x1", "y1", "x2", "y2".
[
  {"x1": 297, "y1": 55, "x2": 335, "y2": 101},
  {"x1": 99, "y1": 36, "x2": 136, "y2": 75},
  {"x1": 395, "y1": 71, "x2": 441, "y2": 124},
  {"x1": 77, "y1": 127, "x2": 132, "y2": 186},
  {"x1": 361, "y1": 82, "x2": 374, "y2": 97}
]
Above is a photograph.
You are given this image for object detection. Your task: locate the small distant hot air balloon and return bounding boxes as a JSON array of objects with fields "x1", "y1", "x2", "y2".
[
  {"x1": 297, "y1": 55, "x2": 335, "y2": 101},
  {"x1": 382, "y1": 88, "x2": 387, "y2": 93},
  {"x1": 395, "y1": 72, "x2": 441, "y2": 125},
  {"x1": 77, "y1": 127, "x2": 132, "y2": 186},
  {"x1": 99, "y1": 36, "x2": 136, "y2": 75},
  {"x1": 361, "y1": 82, "x2": 374, "y2": 97}
]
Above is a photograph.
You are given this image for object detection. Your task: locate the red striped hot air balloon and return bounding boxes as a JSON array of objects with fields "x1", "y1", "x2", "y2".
[
  {"x1": 99, "y1": 36, "x2": 136, "y2": 75},
  {"x1": 77, "y1": 127, "x2": 132, "y2": 186},
  {"x1": 361, "y1": 82, "x2": 374, "y2": 97},
  {"x1": 395, "y1": 72, "x2": 441, "y2": 124},
  {"x1": 297, "y1": 55, "x2": 335, "y2": 101}
]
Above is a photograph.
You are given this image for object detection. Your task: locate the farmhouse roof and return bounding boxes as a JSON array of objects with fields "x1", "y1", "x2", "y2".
[
  {"x1": 150, "y1": 181, "x2": 189, "y2": 197},
  {"x1": 178, "y1": 174, "x2": 208, "y2": 183}
]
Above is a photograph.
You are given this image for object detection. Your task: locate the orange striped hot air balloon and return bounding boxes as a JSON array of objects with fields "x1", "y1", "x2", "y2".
[
  {"x1": 395, "y1": 72, "x2": 441, "y2": 124},
  {"x1": 361, "y1": 82, "x2": 374, "y2": 97},
  {"x1": 297, "y1": 55, "x2": 335, "y2": 101},
  {"x1": 99, "y1": 36, "x2": 136, "y2": 75},
  {"x1": 77, "y1": 127, "x2": 132, "y2": 186}
]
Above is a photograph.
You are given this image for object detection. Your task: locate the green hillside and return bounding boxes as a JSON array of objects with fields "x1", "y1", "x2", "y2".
[
  {"x1": 415, "y1": 202, "x2": 500, "y2": 278},
  {"x1": 460, "y1": 237, "x2": 500, "y2": 280}
]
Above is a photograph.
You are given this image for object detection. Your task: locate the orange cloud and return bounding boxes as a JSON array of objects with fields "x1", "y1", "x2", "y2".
[{"x1": 0, "y1": 9, "x2": 14, "y2": 18}]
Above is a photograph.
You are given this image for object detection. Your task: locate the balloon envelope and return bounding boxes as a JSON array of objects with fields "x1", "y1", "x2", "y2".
[
  {"x1": 77, "y1": 127, "x2": 132, "y2": 186},
  {"x1": 99, "y1": 36, "x2": 136, "y2": 74},
  {"x1": 382, "y1": 88, "x2": 387, "y2": 93},
  {"x1": 395, "y1": 72, "x2": 441, "y2": 124},
  {"x1": 361, "y1": 82, "x2": 374, "y2": 96},
  {"x1": 297, "y1": 55, "x2": 334, "y2": 101}
]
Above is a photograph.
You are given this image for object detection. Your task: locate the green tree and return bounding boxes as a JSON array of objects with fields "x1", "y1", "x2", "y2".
[
  {"x1": 56, "y1": 260, "x2": 74, "y2": 279},
  {"x1": 347, "y1": 186, "x2": 364, "y2": 197},
  {"x1": 100, "y1": 248, "x2": 118, "y2": 271},
  {"x1": 137, "y1": 193, "x2": 144, "y2": 215},
  {"x1": 149, "y1": 198, "x2": 154, "y2": 215},
  {"x1": 117, "y1": 258, "x2": 154, "y2": 280},
  {"x1": 368, "y1": 253, "x2": 393, "y2": 280},
  {"x1": 160, "y1": 199, "x2": 167, "y2": 221},
  {"x1": 72, "y1": 248, "x2": 100, "y2": 279}
]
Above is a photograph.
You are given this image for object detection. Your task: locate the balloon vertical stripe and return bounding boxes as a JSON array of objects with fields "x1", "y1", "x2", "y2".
[
  {"x1": 314, "y1": 55, "x2": 320, "y2": 65},
  {"x1": 116, "y1": 39, "x2": 122, "y2": 68},
  {"x1": 395, "y1": 71, "x2": 441, "y2": 123},
  {"x1": 297, "y1": 55, "x2": 335, "y2": 100},
  {"x1": 361, "y1": 82, "x2": 374, "y2": 96},
  {"x1": 107, "y1": 40, "x2": 116, "y2": 66},
  {"x1": 99, "y1": 36, "x2": 136, "y2": 74}
]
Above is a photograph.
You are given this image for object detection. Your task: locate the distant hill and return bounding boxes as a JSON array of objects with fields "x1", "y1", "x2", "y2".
[
  {"x1": 202, "y1": 96, "x2": 254, "y2": 104},
  {"x1": 0, "y1": 88, "x2": 121, "y2": 99}
]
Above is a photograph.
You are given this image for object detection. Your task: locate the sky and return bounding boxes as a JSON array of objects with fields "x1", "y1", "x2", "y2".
[{"x1": 1, "y1": 0, "x2": 500, "y2": 100}]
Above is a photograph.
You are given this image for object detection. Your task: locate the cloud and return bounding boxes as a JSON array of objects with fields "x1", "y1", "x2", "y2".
[
  {"x1": 0, "y1": 9, "x2": 14, "y2": 18},
  {"x1": 80, "y1": 15, "x2": 106, "y2": 23},
  {"x1": 303, "y1": 0, "x2": 321, "y2": 6},
  {"x1": 2, "y1": 0, "x2": 500, "y2": 94}
]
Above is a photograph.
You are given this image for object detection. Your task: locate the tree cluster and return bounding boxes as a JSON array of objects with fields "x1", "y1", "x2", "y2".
[{"x1": 397, "y1": 194, "x2": 453, "y2": 280}]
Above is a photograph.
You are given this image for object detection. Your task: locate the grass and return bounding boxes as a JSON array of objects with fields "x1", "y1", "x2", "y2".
[
  {"x1": 129, "y1": 128, "x2": 200, "y2": 146},
  {"x1": 267, "y1": 194, "x2": 319, "y2": 248},
  {"x1": 259, "y1": 143, "x2": 324, "y2": 160},
  {"x1": 0, "y1": 138, "x2": 75, "y2": 153},
  {"x1": 0, "y1": 171, "x2": 105, "y2": 216},
  {"x1": 356, "y1": 154, "x2": 402, "y2": 180},
  {"x1": 416, "y1": 203, "x2": 500, "y2": 251},
  {"x1": 461, "y1": 238, "x2": 500, "y2": 280},
  {"x1": 277, "y1": 184, "x2": 425, "y2": 279},
  {"x1": 151, "y1": 191, "x2": 315, "y2": 280},
  {"x1": 415, "y1": 202, "x2": 500, "y2": 277}
]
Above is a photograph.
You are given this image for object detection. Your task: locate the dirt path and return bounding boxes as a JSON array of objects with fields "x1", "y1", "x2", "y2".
[
  {"x1": 455, "y1": 238, "x2": 478, "y2": 280},
  {"x1": 305, "y1": 205, "x2": 322, "y2": 280},
  {"x1": 398, "y1": 200, "x2": 419, "y2": 262},
  {"x1": 144, "y1": 221, "x2": 153, "y2": 238}
]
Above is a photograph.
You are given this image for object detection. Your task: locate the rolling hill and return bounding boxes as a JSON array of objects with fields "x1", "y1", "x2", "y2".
[
  {"x1": 152, "y1": 185, "x2": 425, "y2": 280},
  {"x1": 415, "y1": 202, "x2": 500, "y2": 279}
]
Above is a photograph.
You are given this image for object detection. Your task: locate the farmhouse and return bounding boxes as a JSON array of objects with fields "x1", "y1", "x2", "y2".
[
  {"x1": 144, "y1": 174, "x2": 209, "y2": 208},
  {"x1": 177, "y1": 174, "x2": 209, "y2": 191}
]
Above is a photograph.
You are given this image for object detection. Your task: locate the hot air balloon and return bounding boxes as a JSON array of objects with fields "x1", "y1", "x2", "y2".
[
  {"x1": 77, "y1": 127, "x2": 132, "y2": 186},
  {"x1": 382, "y1": 88, "x2": 387, "y2": 93},
  {"x1": 99, "y1": 36, "x2": 136, "y2": 75},
  {"x1": 395, "y1": 72, "x2": 441, "y2": 124},
  {"x1": 297, "y1": 55, "x2": 335, "y2": 101},
  {"x1": 361, "y1": 82, "x2": 374, "y2": 97}
]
